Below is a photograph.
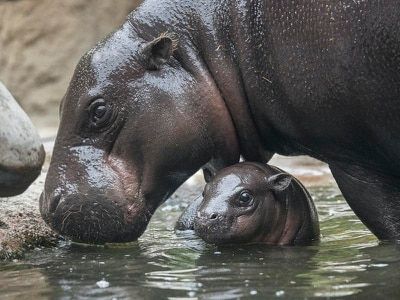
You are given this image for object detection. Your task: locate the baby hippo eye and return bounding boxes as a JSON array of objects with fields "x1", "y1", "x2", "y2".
[
  {"x1": 93, "y1": 104, "x2": 106, "y2": 119},
  {"x1": 89, "y1": 98, "x2": 113, "y2": 128},
  {"x1": 238, "y1": 190, "x2": 254, "y2": 206}
]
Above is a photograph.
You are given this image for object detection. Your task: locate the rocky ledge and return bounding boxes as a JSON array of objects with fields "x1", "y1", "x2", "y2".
[{"x1": 0, "y1": 172, "x2": 59, "y2": 260}]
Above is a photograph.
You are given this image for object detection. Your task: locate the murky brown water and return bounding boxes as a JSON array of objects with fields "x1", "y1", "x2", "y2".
[{"x1": 0, "y1": 183, "x2": 399, "y2": 299}]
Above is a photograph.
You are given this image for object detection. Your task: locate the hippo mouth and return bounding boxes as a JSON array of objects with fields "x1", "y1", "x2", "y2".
[{"x1": 39, "y1": 191, "x2": 153, "y2": 244}]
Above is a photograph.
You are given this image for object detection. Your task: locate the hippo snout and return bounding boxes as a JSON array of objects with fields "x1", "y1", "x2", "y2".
[
  {"x1": 196, "y1": 210, "x2": 223, "y2": 223},
  {"x1": 39, "y1": 145, "x2": 153, "y2": 244},
  {"x1": 194, "y1": 210, "x2": 230, "y2": 243},
  {"x1": 40, "y1": 189, "x2": 150, "y2": 244}
]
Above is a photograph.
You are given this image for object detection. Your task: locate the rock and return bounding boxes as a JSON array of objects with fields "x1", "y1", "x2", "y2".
[
  {"x1": 0, "y1": 0, "x2": 141, "y2": 131},
  {"x1": 0, "y1": 81, "x2": 45, "y2": 197},
  {"x1": 0, "y1": 172, "x2": 58, "y2": 260}
]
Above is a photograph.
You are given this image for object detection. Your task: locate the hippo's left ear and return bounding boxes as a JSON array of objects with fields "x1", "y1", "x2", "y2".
[
  {"x1": 267, "y1": 173, "x2": 292, "y2": 192},
  {"x1": 143, "y1": 34, "x2": 177, "y2": 70}
]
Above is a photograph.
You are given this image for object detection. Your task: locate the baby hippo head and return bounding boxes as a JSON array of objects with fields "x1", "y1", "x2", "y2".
[{"x1": 194, "y1": 162, "x2": 292, "y2": 244}]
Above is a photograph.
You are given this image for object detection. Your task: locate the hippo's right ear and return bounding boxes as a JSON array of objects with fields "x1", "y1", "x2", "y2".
[
  {"x1": 143, "y1": 34, "x2": 177, "y2": 70},
  {"x1": 267, "y1": 173, "x2": 292, "y2": 192}
]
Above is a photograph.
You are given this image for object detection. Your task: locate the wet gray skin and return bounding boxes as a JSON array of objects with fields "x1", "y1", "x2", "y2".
[
  {"x1": 177, "y1": 162, "x2": 320, "y2": 245},
  {"x1": 0, "y1": 81, "x2": 45, "y2": 197},
  {"x1": 41, "y1": 0, "x2": 400, "y2": 243}
]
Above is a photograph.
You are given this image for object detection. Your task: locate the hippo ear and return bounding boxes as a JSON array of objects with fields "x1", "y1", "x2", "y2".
[
  {"x1": 202, "y1": 161, "x2": 222, "y2": 183},
  {"x1": 202, "y1": 167, "x2": 214, "y2": 183},
  {"x1": 143, "y1": 34, "x2": 176, "y2": 70},
  {"x1": 267, "y1": 173, "x2": 292, "y2": 192}
]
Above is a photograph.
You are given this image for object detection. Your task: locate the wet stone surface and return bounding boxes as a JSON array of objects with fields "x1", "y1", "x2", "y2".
[{"x1": 0, "y1": 172, "x2": 59, "y2": 260}]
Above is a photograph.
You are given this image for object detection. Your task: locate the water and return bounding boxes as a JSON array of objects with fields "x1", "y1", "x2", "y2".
[{"x1": 1, "y1": 185, "x2": 399, "y2": 299}]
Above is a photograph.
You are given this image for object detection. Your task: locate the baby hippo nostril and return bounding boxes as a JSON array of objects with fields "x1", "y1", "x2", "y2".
[{"x1": 209, "y1": 213, "x2": 218, "y2": 220}]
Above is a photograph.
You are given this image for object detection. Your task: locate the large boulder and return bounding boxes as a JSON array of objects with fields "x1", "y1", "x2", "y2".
[
  {"x1": 0, "y1": 0, "x2": 141, "y2": 130},
  {"x1": 0, "y1": 81, "x2": 44, "y2": 197}
]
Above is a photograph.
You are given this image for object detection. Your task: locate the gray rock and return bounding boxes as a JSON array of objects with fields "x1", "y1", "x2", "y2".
[
  {"x1": 0, "y1": 172, "x2": 59, "y2": 260},
  {"x1": 0, "y1": 81, "x2": 44, "y2": 197}
]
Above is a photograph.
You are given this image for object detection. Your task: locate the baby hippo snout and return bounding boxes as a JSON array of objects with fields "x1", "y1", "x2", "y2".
[{"x1": 193, "y1": 208, "x2": 230, "y2": 243}]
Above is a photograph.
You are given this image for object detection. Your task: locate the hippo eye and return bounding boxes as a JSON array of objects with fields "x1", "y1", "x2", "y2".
[
  {"x1": 89, "y1": 98, "x2": 112, "y2": 128},
  {"x1": 238, "y1": 190, "x2": 254, "y2": 206}
]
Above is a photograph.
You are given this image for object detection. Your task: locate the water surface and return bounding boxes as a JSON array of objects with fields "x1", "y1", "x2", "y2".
[{"x1": 1, "y1": 185, "x2": 399, "y2": 299}]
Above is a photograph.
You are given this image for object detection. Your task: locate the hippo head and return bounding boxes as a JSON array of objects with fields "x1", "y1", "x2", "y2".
[
  {"x1": 39, "y1": 22, "x2": 239, "y2": 243},
  {"x1": 194, "y1": 163, "x2": 292, "y2": 244},
  {"x1": 0, "y1": 81, "x2": 45, "y2": 197}
]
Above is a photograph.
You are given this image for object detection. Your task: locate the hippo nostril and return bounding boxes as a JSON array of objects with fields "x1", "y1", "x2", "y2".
[{"x1": 210, "y1": 213, "x2": 218, "y2": 220}]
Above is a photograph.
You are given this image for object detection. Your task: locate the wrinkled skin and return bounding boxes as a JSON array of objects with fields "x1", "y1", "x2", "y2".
[
  {"x1": 42, "y1": 0, "x2": 400, "y2": 243},
  {"x1": 0, "y1": 81, "x2": 44, "y2": 197},
  {"x1": 178, "y1": 162, "x2": 319, "y2": 245}
]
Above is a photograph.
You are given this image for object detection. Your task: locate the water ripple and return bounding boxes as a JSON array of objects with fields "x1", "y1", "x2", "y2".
[{"x1": 1, "y1": 186, "x2": 400, "y2": 299}]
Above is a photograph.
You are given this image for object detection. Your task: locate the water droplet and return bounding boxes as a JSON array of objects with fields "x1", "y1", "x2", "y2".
[
  {"x1": 250, "y1": 290, "x2": 258, "y2": 295},
  {"x1": 188, "y1": 291, "x2": 196, "y2": 297},
  {"x1": 369, "y1": 263, "x2": 388, "y2": 268},
  {"x1": 96, "y1": 279, "x2": 110, "y2": 288}
]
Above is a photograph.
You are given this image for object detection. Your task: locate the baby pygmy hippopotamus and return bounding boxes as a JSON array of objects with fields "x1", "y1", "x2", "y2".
[{"x1": 176, "y1": 162, "x2": 320, "y2": 245}]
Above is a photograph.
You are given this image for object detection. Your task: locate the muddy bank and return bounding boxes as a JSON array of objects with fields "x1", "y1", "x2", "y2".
[{"x1": 0, "y1": 152, "x2": 334, "y2": 260}]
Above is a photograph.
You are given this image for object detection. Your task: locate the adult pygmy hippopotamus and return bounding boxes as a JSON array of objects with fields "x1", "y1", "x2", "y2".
[
  {"x1": 0, "y1": 81, "x2": 44, "y2": 197},
  {"x1": 41, "y1": 0, "x2": 400, "y2": 243},
  {"x1": 176, "y1": 162, "x2": 320, "y2": 245}
]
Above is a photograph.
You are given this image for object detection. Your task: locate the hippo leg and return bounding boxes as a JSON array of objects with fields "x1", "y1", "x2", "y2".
[
  {"x1": 175, "y1": 196, "x2": 204, "y2": 231},
  {"x1": 330, "y1": 164, "x2": 400, "y2": 241}
]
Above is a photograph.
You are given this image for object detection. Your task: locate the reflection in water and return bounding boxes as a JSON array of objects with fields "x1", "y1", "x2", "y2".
[{"x1": 1, "y1": 185, "x2": 400, "y2": 299}]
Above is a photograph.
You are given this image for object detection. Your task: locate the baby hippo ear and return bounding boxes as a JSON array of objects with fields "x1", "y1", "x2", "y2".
[
  {"x1": 202, "y1": 167, "x2": 214, "y2": 183},
  {"x1": 143, "y1": 34, "x2": 177, "y2": 70},
  {"x1": 267, "y1": 173, "x2": 292, "y2": 192}
]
